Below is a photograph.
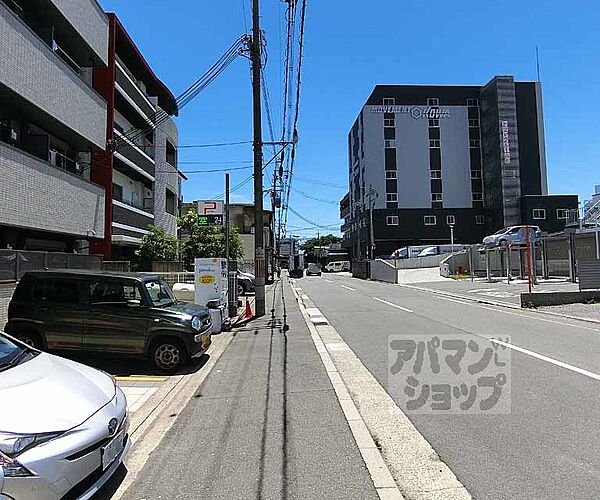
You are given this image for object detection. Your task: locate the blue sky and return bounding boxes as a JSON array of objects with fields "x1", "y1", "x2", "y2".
[{"x1": 99, "y1": 0, "x2": 599, "y2": 238}]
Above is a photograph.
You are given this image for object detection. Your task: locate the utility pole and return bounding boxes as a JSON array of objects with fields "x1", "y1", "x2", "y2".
[
  {"x1": 226, "y1": 173, "x2": 236, "y2": 318},
  {"x1": 366, "y1": 185, "x2": 377, "y2": 260},
  {"x1": 252, "y1": 0, "x2": 265, "y2": 317}
]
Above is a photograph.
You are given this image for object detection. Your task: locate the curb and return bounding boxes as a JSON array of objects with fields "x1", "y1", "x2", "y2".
[
  {"x1": 398, "y1": 283, "x2": 600, "y2": 326},
  {"x1": 290, "y1": 281, "x2": 405, "y2": 500}
]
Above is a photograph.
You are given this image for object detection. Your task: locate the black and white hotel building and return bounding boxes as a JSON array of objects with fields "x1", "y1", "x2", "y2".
[{"x1": 340, "y1": 75, "x2": 578, "y2": 258}]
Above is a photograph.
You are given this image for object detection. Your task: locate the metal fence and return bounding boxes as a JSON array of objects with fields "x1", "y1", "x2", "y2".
[{"x1": 0, "y1": 250, "x2": 102, "y2": 283}]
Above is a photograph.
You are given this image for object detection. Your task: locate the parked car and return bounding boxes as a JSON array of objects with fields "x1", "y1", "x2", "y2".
[
  {"x1": 306, "y1": 263, "x2": 322, "y2": 276},
  {"x1": 237, "y1": 270, "x2": 256, "y2": 296},
  {"x1": 482, "y1": 226, "x2": 542, "y2": 247},
  {"x1": 0, "y1": 330, "x2": 129, "y2": 500},
  {"x1": 391, "y1": 248, "x2": 408, "y2": 259},
  {"x1": 5, "y1": 270, "x2": 213, "y2": 373},
  {"x1": 417, "y1": 246, "x2": 439, "y2": 257},
  {"x1": 324, "y1": 261, "x2": 351, "y2": 273}
]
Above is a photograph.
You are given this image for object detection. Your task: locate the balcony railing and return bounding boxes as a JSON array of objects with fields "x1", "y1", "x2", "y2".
[{"x1": 114, "y1": 195, "x2": 154, "y2": 214}]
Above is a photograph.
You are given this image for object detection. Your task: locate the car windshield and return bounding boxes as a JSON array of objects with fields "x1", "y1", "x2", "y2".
[
  {"x1": 0, "y1": 333, "x2": 33, "y2": 372},
  {"x1": 493, "y1": 228, "x2": 509, "y2": 235},
  {"x1": 144, "y1": 279, "x2": 176, "y2": 307}
]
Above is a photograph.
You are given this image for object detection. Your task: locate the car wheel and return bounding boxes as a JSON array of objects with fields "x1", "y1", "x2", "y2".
[
  {"x1": 14, "y1": 330, "x2": 43, "y2": 350},
  {"x1": 499, "y1": 239, "x2": 508, "y2": 247},
  {"x1": 151, "y1": 339, "x2": 188, "y2": 373},
  {"x1": 237, "y1": 282, "x2": 246, "y2": 296}
]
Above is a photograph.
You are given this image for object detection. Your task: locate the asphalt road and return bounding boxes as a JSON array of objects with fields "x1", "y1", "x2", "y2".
[{"x1": 299, "y1": 273, "x2": 600, "y2": 500}]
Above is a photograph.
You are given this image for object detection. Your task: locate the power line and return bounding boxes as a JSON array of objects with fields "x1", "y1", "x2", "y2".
[
  {"x1": 294, "y1": 176, "x2": 347, "y2": 189},
  {"x1": 287, "y1": 206, "x2": 333, "y2": 230},
  {"x1": 291, "y1": 186, "x2": 338, "y2": 205}
]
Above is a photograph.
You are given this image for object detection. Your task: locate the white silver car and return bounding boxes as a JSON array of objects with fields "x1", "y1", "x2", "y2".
[
  {"x1": 482, "y1": 225, "x2": 542, "y2": 247},
  {"x1": 0, "y1": 331, "x2": 129, "y2": 500}
]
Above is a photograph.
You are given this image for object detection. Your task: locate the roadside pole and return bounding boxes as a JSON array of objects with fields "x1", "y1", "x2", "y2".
[
  {"x1": 226, "y1": 173, "x2": 237, "y2": 318},
  {"x1": 525, "y1": 225, "x2": 533, "y2": 293},
  {"x1": 506, "y1": 244, "x2": 512, "y2": 283},
  {"x1": 468, "y1": 246, "x2": 474, "y2": 282},
  {"x1": 252, "y1": 0, "x2": 265, "y2": 317}
]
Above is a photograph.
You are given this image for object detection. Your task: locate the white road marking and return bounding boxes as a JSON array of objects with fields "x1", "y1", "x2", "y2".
[
  {"x1": 325, "y1": 279, "x2": 333, "y2": 283},
  {"x1": 373, "y1": 297, "x2": 413, "y2": 313},
  {"x1": 341, "y1": 285, "x2": 356, "y2": 291},
  {"x1": 490, "y1": 338, "x2": 600, "y2": 382}
]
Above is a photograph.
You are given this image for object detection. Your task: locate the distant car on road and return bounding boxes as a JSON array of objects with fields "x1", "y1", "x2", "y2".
[
  {"x1": 482, "y1": 225, "x2": 541, "y2": 247},
  {"x1": 306, "y1": 263, "x2": 322, "y2": 276},
  {"x1": 6, "y1": 270, "x2": 212, "y2": 373},
  {"x1": 417, "y1": 246, "x2": 439, "y2": 257},
  {"x1": 0, "y1": 330, "x2": 129, "y2": 500}
]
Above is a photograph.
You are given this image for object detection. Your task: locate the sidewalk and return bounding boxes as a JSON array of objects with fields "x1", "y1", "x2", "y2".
[{"x1": 120, "y1": 277, "x2": 379, "y2": 499}]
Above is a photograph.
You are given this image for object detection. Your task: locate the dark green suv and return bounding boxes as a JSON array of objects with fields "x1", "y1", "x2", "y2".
[{"x1": 5, "y1": 270, "x2": 212, "y2": 373}]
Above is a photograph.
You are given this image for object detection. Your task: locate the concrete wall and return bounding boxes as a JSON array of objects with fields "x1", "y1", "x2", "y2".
[
  {"x1": 0, "y1": 143, "x2": 105, "y2": 238},
  {"x1": 370, "y1": 259, "x2": 397, "y2": 283},
  {"x1": 394, "y1": 254, "x2": 446, "y2": 269},
  {"x1": 0, "y1": 2, "x2": 107, "y2": 148}
]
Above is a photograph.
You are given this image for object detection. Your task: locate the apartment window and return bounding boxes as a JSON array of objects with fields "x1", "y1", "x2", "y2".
[
  {"x1": 386, "y1": 216, "x2": 399, "y2": 226},
  {"x1": 384, "y1": 139, "x2": 396, "y2": 148},
  {"x1": 165, "y1": 189, "x2": 177, "y2": 216},
  {"x1": 470, "y1": 139, "x2": 480, "y2": 148},
  {"x1": 475, "y1": 215, "x2": 485, "y2": 225},
  {"x1": 557, "y1": 208, "x2": 569, "y2": 220},
  {"x1": 112, "y1": 183, "x2": 123, "y2": 202},
  {"x1": 383, "y1": 98, "x2": 395, "y2": 106},
  {"x1": 533, "y1": 208, "x2": 546, "y2": 220},
  {"x1": 472, "y1": 192, "x2": 483, "y2": 202},
  {"x1": 427, "y1": 97, "x2": 439, "y2": 106},
  {"x1": 432, "y1": 193, "x2": 443, "y2": 202},
  {"x1": 424, "y1": 215, "x2": 437, "y2": 225},
  {"x1": 166, "y1": 140, "x2": 177, "y2": 167},
  {"x1": 446, "y1": 215, "x2": 455, "y2": 225},
  {"x1": 385, "y1": 171, "x2": 397, "y2": 179},
  {"x1": 430, "y1": 170, "x2": 442, "y2": 179},
  {"x1": 386, "y1": 193, "x2": 398, "y2": 203},
  {"x1": 429, "y1": 139, "x2": 441, "y2": 148},
  {"x1": 471, "y1": 170, "x2": 482, "y2": 179},
  {"x1": 429, "y1": 118, "x2": 440, "y2": 127},
  {"x1": 384, "y1": 117, "x2": 395, "y2": 127},
  {"x1": 467, "y1": 98, "x2": 478, "y2": 107},
  {"x1": 469, "y1": 119, "x2": 479, "y2": 127}
]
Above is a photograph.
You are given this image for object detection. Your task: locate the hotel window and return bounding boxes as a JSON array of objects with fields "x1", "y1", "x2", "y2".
[
  {"x1": 471, "y1": 170, "x2": 482, "y2": 179},
  {"x1": 427, "y1": 97, "x2": 439, "y2": 106},
  {"x1": 385, "y1": 171, "x2": 397, "y2": 179},
  {"x1": 429, "y1": 118, "x2": 440, "y2": 127},
  {"x1": 467, "y1": 98, "x2": 478, "y2": 107},
  {"x1": 383, "y1": 97, "x2": 395, "y2": 106},
  {"x1": 446, "y1": 215, "x2": 455, "y2": 225},
  {"x1": 386, "y1": 193, "x2": 398, "y2": 202},
  {"x1": 472, "y1": 192, "x2": 483, "y2": 202},
  {"x1": 430, "y1": 170, "x2": 442, "y2": 179},
  {"x1": 429, "y1": 139, "x2": 441, "y2": 148},
  {"x1": 424, "y1": 215, "x2": 437, "y2": 225},
  {"x1": 475, "y1": 215, "x2": 485, "y2": 225},
  {"x1": 386, "y1": 216, "x2": 399, "y2": 226},
  {"x1": 432, "y1": 193, "x2": 443, "y2": 202},
  {"x1": 384, "y1": 117, "x2": 395, "y2": 127},
  {"x1": 470, "y1": 139, "x2": 480, "y2": 148},
  {"x1": 556, "y1": 208, "x2": 568, "y2": 220},
  {"x1": 112, "y1": 183, "x2": 123, "y2": 202},
  {"x1": 469, "y1": 119, "x2": 479, "y2": 127},
  {"x1": 533, "y1": 208, "x2": 546, "y2": 220},
  {"x1": 384, "y1": 139, "x2": 396, "y2": 148}
]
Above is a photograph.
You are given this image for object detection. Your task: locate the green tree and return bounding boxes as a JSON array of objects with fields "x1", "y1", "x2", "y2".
[
  {"x1": 178, "y1": 208, "x2": 244, "y2": 268},
  {"x1": 137, "y1": 225, "x2": 179, "y2": 271},
  {"x1": 300, "y1": 234, "x2": 342, "y2": 252}
]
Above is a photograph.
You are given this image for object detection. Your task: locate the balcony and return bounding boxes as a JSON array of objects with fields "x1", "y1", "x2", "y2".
[
  {"x1": 0, "y1": 142, "x2": 105, "y2": 238},
  {"x1": 112, "y1": 202, "x2": 153, "y2": 232},
  {"x1": 114, "y1": 145, "x2": 155, "y2": 182},
  {"x1": 0, "y1": 1, "x2": 107, "y2": 149},
  {"x1": 115, "y1": 60, "x2": 156, "y2": 122}
]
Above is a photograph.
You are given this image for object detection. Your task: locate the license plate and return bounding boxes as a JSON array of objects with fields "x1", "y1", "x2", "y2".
[{"x1": 101, "y1": 430, "x2": 125, "y2": 471}]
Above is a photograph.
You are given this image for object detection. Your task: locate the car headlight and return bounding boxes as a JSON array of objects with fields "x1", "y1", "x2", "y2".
[
  {"x1": 0, "y1": 431, "x2": 62, "y2": 458},
  {"x1": 191, "y1": 316, "x2": 201, "y2": 331}
]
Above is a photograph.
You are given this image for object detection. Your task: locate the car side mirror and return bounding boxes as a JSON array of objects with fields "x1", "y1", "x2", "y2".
[{"x1": 127, "y1": 299, "x2": 141, "y2": 307}]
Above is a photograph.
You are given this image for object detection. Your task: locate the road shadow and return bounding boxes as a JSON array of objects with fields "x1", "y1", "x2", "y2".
[
  {"x1": 92, "y1": 463, "x2": 128, "y2": 499},
  {"x1": 56, "y1": 351, "x2": 210, "y2": 377}
]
